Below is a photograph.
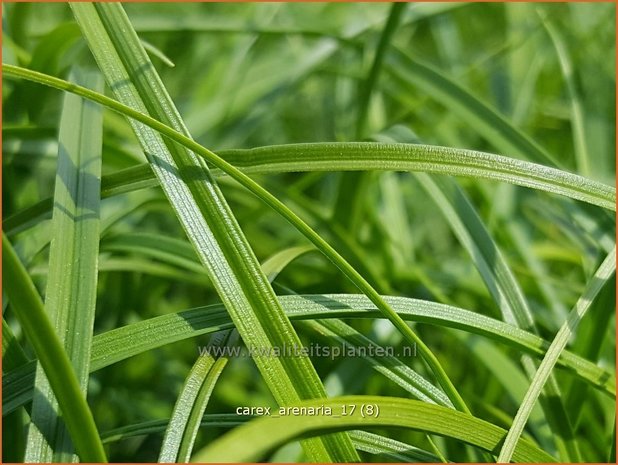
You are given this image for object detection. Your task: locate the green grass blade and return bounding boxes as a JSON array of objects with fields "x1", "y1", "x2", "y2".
[
  {"x1": 6, "y1": 136, "x2": 615, "y2": 238},
  {"x1": 2, "y1": 124, "x2": 56, "y2": 140},
  {"x1": 507, "y1": 223, "x2": 568, "y2": 323},
  {"x1": 4, "y1": 164, "x2": 156, "y2": 235},
  {"x1": 457, "y1": 333, "x2": 552, "y2": 448},
  {"x1": 100, "y1": 233, "x2": 206, "y2": 275},
  {"x1": 261, "y1": 245, "x2": 315, "y2": 282},
  {"x1": 2, "y1": 318, "x2": 29, "y2": 461},
  {"x1": 217, "y1": 143, "x2": 614, "y2": 211},
  {"x1": 542, "y1": 15, "x2": 590, "y2": 177},
  {"x1": 416, "y1": 174, "x2": 534, "y2": 329},
  {"x1": 4, "y1": 197, "x2": 55, "y2": 236},
  {"x1": 191, "y1": 396, "x2": 557, "y2": 462},
  {"x1": 506, "y1": 3, "x2": 542, "y2": 125},
  {"x1": 3, "y1": 362, "x2": 36, "y2": 415},
  {"x1": 5, "y1": 292, "x2": 613, "y2": 417},
  {"x1": 24, "y1": 66, "x2": 103, "y2": 462},
  {"x1": 356, "y1": 2, "x2": 406, "y2": 139},
  {"x1": 333, "y1": 2, "x2": 406, "y2": 230},
  {"x1": 16, "y1": 140, "x2": 604, "y2": 215},
  {"x1": 349, "y1": 430, "x2": 441, "y2": 462},
  {"x1": 27, "y1": 257, "x2": 212, "y2": 287},
  {"x1": 141, "y1": 38, "x2": 176, "y2": 68},
  {"x1": 2, "y1": 236, "x2": 107, "y2": 462},
  {"x1": 565, "y1": 275, "x2": 616, "y2": 426},
  {"x1": 610, "y1": 424, "x2": 616, "y2": 463},
  {"x1": 2, "y1": 318, "x2": 30, "y2": 370},
  {"x1": 70, "y1": 3, "x2": 357, "y2": 460},
  {"x1": 498, "y1": 247, "x2": 616, "y2": 462},
  {"x1": 159, "y1": 331, "x2": 234, "y2": 462}
]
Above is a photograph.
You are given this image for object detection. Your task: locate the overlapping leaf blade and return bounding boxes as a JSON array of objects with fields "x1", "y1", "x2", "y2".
[
  {"x1": 191, "y1": 396, "x2": 556, "y2": 462},
  {"x1": 5, "y1": 140, "x2": 615, "y2": 236},
  {"x1": 159, "y1": 331, "x2": 235, "y2": 463},
  {"x1": 24, "y1": 67, "x2": 103, "y2": 462}
]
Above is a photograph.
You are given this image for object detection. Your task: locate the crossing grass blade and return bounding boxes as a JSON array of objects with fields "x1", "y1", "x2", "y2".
[
  {"x1": 158, "y1": 331, "x2": 235, "y2": 463},
  {"x1": 5, "y1": 293, "x2": 613, "y2": 417},
  {"x1": 416, "y1": 174, "x2": 535, "y2": 327},
  {"x1": 3, "y1": 69, "x2": 612, "y2": 220},
  {"x1": 100, "y1": 414, "x2": 247, "y2": 444},
  {"x1": 264, "y1": 247, "x2": 451, "y2": 407},
  {"x1": 498, "y1": 247, "x2": 616, "y2": 463},
  {"x1": 70, "y1": 3, "x2": 357, "y2": 460}
]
